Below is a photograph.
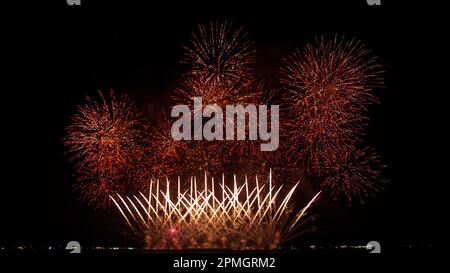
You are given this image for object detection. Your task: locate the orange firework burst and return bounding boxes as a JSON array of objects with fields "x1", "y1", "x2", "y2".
[
  {"x1": 183, "y1": 20, "x2": 255, "y2": 86},
  {"x1": 64, "y1": 90, "x2": 148, "y2": 207},
  {"x1": 110, "y1": 172, "x2": 321, "y2": 250}
]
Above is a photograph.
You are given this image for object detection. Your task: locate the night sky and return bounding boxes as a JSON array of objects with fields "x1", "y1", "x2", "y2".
[{"x1": 2, "y1": 0, "x2": 446, "y2": 253}]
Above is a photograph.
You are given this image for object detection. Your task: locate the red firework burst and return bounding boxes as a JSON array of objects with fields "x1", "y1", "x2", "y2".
[
  {"x1": 183, "y1": 20, "x2": 255, "y2": 86},
  {"x1": 282, "y1": 35, "x2": 383, "y2": 175},
  {"x1": 65, "y1": 90, "x2": 147, "y2": 177},
  {"x1": 64, "y1": 90, "x2": 148, "y2": 207}
]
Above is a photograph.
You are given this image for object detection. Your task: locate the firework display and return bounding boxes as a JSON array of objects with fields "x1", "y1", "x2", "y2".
[
  {"x1": 110, "y1": 172, "x2": 321, "y2": 250},
  {"x1": 63, "y1": 20, "x2": 387, "y2": 249}
]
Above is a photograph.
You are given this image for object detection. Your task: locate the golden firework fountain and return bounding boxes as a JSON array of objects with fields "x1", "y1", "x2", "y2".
[{"x1": 110, "y1": 171, "x2": 320, "y2": 250}]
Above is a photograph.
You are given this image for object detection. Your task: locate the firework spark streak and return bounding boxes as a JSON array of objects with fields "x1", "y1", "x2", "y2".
[{"x1": 110, "y1": 171, "x2": 320, "y2": 250}]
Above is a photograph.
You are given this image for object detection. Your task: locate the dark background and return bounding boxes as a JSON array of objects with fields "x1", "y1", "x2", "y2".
[{"x1": 2, "y1": 0, "x2": 447, "y2": 253}]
